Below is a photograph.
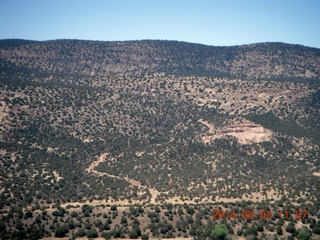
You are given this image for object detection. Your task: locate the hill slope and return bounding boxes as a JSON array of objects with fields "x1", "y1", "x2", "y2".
[
  {"x1": 1, "y1": 39, "x2": 320, "y2": 80},
  {"x1": 0, "y1": 39, "x2": 320, "y2": 239}
]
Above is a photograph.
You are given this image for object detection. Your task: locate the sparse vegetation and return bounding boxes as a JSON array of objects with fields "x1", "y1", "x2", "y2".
[{"x1": 0, "y1": 39, "x2": 319, "y2": 239}]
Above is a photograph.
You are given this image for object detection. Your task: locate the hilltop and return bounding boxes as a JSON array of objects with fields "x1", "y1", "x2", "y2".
[{"x1": 1, "y1": 39, "x2": 320, "y2": 80}]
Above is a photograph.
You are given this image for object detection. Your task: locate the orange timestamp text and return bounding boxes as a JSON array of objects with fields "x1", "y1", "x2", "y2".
[{"x1": 212, "y1": 209, "x2": 307, "y2": 220}]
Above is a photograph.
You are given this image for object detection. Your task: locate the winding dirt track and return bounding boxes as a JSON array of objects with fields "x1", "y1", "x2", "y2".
[
  {"x1": 85, "y1": 152, "x2": 279, "y2": 205},
  {"x1": 85, "y1": 153, "x2": 161, "y2": 203}
]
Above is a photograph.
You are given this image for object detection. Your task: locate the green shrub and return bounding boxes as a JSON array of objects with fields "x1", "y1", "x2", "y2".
[
  {"x1": 86, "y1": 229, "x2": 98, "y2": 238},
  {"x1": 212, "y1": 224, "x2": 227, "y2": 240}
]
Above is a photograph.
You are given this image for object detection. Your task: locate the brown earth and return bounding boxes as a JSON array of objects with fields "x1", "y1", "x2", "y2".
[{"x1": 199, "y1": 119, "x2": 273, "y2": 145}]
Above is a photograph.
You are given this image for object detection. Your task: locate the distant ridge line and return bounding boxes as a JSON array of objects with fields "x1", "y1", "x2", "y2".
[
  {"x1": 1, "y1": 38, "x2": 320, "y2": 49},
  {"x1": 0, "y1": 39, "x2": 320, "y2": 80}
]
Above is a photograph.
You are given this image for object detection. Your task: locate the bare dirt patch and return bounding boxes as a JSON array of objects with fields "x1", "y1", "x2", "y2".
[
  {"x1": 52, "y1": 170, "x2": 63, "y2": 182},
  {"x1": 313, "y1": 172, "x2": 320, "y2": 177},
  {"x1": 199, "y1": 119, "x2": 272, "y2": 145},
  {"x1": 86, "y1": 152, "x2": 109, "y2": 174}
]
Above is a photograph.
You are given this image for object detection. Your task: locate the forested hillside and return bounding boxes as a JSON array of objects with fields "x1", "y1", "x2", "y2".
[
  {"x1": 1, "y1": 39, "x2": 320, "y2": 80},
  {"x1": 0, "y1": 39, "x2": 319, "y2": 239}
]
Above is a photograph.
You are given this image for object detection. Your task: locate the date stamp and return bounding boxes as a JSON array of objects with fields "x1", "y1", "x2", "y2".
[{"x1": 212, "y1": 209, "x2": 307, "y2": 220}]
